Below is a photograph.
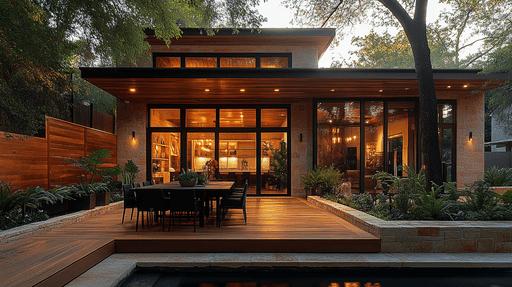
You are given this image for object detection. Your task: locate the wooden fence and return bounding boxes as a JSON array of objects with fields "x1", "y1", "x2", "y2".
[{"x1": 0, "y1": 117, "x2": 117, "y2": 191}]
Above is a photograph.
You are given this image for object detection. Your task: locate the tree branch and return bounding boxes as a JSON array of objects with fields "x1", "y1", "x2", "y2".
[
  {"x1": 377, "y1": 0, "x2": 413, "y2": 28},
  {"x1": 321, "y1": 0, "x2": 344, "y2": 28}
]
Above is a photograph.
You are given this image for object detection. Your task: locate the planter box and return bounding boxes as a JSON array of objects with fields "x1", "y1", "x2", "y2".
[
  {"x1": 95, "y1": 191, "x2": 110, "y2": 206},
  {"x1": 69, "y1": 194, "x2": 97, "y2": 211},
  {"x1": 41, "y1": 200, "x2": 69, "y2": 215}
]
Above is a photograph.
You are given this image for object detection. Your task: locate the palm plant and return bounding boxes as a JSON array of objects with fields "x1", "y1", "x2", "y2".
[
  {"x1": 483, "y1": 166, "x2": 512, "y2": 186},
  {"x1": 121, "y1": 160, "x2": 139, "y2": 185}
]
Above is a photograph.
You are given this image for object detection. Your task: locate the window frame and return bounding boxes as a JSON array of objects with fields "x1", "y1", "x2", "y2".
[{"x1": 153, "y1": 53, "x2": 292, "y2": 68}]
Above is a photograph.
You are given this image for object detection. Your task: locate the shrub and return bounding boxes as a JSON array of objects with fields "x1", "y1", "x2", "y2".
[
  {"x1": 0, "y1": 210, "x2": 49, "y2": 231},
  {"x1": 461, "y1": 180, "x2": 500, "y2": 212},
  {"x1": 499, "y1": 190, "x2": 512, "y2": 204},
  {"x1": 300, "y1": 165, "x2": 341, "y2": 190},
  {"x1": 483, "y1": 166, "x2": 512, "y2": 186}
]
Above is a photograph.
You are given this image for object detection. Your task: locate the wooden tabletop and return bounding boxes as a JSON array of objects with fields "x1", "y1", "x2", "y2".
[{"x1": 137, "y1": 181, "x2": 234, "y2": 191}]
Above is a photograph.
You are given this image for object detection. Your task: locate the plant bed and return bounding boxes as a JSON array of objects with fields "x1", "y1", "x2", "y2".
[
  {"x1": 69, "y1": 194, "x2": 97, "y2": 211},
  {"x1": 41, "y1": 200, "x2": 69, "y2": 215},
  {"x1": 95, "y1": 191, "x2": 110, "y2": 206}
]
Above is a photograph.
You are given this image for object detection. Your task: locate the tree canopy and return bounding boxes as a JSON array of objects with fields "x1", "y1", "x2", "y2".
[{"x1": 0, "y1": 0, "x2": 266, "y2": 136}]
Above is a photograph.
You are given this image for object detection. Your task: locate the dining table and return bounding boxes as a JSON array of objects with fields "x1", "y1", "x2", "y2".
[{"x1": 135, "y1": 181, "x2": 234, "y2": 227}]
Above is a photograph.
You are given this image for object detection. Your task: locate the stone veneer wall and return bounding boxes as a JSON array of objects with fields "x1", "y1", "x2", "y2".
[
  {"x1": 116, "y1": 100, "x2": 148, "y2": 182},
  {"x1": 290, "y1": 100, "x2": 314, "y2": 197},
  {"x1": 309, "y1": 196, "x2": 512, "y2": 253},
  {"x1": 438, "y1": 90, "x2": 484, "y2": 187}
]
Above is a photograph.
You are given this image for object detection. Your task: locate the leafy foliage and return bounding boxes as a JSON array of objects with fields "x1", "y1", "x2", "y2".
[
  {"x1": 178, "y1": 170, "x2": 199, "y2": 182},
  {"x1": 121, "y1": 160, "x2": 140, "y2": 185},
  {"x1": 483, "y1": 166, "x2": 512, "y2": 186},
  {"x1": 301, "y1": 165, "x2": 341, "y2": 190},
  {"x1": 267, "y1": 141, "x2": 287, "y2": 183},
  {"x1": 65, "y1": 149, "x2": 113, "y2": 185},
  {"x1": 0, "y1": 210, "x2": 49, "y2": 231}
]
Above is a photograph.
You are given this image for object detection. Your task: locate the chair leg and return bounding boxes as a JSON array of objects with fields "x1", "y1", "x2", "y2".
[
  {"x1": 122, "y1": 208, "x2": 126, "y2": 223},
  {"x1": 193, "y1": 212, "x2": 196, "y2": 232},
  {"x1": 136, "y1": 211, "x2": 139, "y2": 232},
  {"x1": 243, "y1": 206, "x2": 247, "y2": 225},
  {"x1": 162, "y1": 211, "x2": 165, "y2": 231},
  {"x1": 130, "y1": 208, "x2": 134, "y2": 220}
]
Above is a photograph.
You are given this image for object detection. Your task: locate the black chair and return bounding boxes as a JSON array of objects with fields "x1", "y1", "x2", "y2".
[
  {"x1": 133, "y1": 182, "x2": 141, "y2": 188},
  {"x1": 142, "y1": 181, "x2": 151, "y2": 186},
  {"x1": 122, "y1": 184, "x2": 137, "y2": 223},
  {"x1": 218, "y1": 181, "x2": 248, "y2": 227},
  {"x1": 228, "y1": 180, "x2": 248, "y2": 197},
  {"x1": 169, "y1": 189, "x2": 203, "y2": 232},
  {"x1": 134, "y1": 189, "x2": 170, "y2": 231},
  {"x1": 149, "y1": 180, "x2": 155, "y2": 185}
]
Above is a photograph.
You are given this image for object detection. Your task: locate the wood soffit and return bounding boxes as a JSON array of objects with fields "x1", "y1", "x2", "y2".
[{"x1": 80, "y1": 67, "x2": 506, "y2": 104}]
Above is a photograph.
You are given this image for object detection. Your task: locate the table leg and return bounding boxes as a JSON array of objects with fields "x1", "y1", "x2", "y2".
[
  {"x1": 199, "y1": 201, "x2": 205, "y2": 227},
  {"x1": 216, "y1": 196, "x2": 221, "y2": 228}
]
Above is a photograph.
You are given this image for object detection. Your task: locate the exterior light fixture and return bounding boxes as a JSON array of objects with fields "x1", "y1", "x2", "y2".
[
  {"x1": 469, "y1": 132, "x2": 472, "y2": 142},
  {"x1": 132, "y1": 131, "x2": 135, "y2": 140}
]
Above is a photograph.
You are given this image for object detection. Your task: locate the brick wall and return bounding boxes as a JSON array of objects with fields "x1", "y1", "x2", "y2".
[{"x1": 290, "y1": 100, "x2": 314, "y2": 196}]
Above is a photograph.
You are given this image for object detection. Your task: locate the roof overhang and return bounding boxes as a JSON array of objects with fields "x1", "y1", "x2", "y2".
[
  {"x1": 145, "y1": 28, "x2": 336, "y2": 60},
  {"x1": 80, "y1": 67, "x2": 507, "y2": 104}
]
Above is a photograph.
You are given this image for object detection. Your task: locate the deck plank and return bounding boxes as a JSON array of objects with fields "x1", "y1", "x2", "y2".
[{"x1": 0, "y1": 197, "x2": 380, "y2": 287}]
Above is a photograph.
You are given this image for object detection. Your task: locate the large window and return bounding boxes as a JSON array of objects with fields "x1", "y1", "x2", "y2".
[
  {"x1": 316, "y1": 99, "x2": 421, "y2": 194},
  {"x1": 154, "y1": 53, "x2": 292, "y2": 68},
  {"x1": 148, "y1": 106, "x2": 290, "y2": 196}
]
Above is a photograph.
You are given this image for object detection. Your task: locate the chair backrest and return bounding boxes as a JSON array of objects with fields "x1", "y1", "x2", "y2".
[
  {"x1": 122, "y1": 184, "x2": 137, "y2": 207},
  {"x1": 149, "y1": 180, "x2": 155, "y2": 185},
  {"x1": 142, "y1": 181, "x2": 151, "y2": 186},
  {"x1": 135, "y1": 189, "x2": 166, "y2": 212},
  {"x1": 133, "y1": 182, "x2": 141, "y2": 188},
  {"x1": 170, "y1": 189, "x2": 198, "y2": 212}
]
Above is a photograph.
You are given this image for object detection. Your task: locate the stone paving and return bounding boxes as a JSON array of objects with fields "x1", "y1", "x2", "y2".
[{"x1": 66, "y1": 252, "x2": 512, "y2": 287}]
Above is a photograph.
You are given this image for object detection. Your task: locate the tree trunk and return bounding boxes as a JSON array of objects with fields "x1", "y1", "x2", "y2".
[{"x1": 405, "y1": 21, "x2": 444, "y2": 191}]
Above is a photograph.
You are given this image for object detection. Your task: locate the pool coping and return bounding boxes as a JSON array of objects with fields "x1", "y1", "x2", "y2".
[
  {"x1": 65, "y1": 252, "x2": 512, "y2": 287},
  {"x1": 307, "y1": 196, "x2": 512, "y2": 253}
]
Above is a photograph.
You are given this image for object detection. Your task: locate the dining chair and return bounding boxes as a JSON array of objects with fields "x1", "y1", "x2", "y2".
[
  {"x1": 149, "y1": 180, "x2": 155, "y2": 185},
  {"x1": 218, "y1": 180, "x2": 248, "y2": 227},
  {"x1": 169, "y1": 189, "x2": 203, "y2": 232},
  {"x1": 133, "y1": 182, "x2": 141, "y2": 188},
  {"x1": 122, "y1": 184, "x2": 137, "y2": 223},
  {"x1": 142, "y1": 181, "x2": 151, "y2": 186},
  {"x1": 228, "y1": 180, "x2": 248, "y2": 197},
  {"x1": 134, "y1": 189, "x2": 170, "y2": 231}
]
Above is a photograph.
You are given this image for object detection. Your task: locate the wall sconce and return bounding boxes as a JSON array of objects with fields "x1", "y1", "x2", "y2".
[
  {"x1": 132, "y1": 131, "x2": 136, "y2": 140},
  {"x1": 299, "y1": 134, "x2": 303, "y2": 142},
  {"x1": 469, "y1": 132, "x2": 472, "y2": 142}
]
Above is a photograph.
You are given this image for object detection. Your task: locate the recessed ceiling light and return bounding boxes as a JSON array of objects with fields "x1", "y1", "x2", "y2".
[
  {"x1": 205, "y1": 89, "x2": 210, "y2": 92},
  {"x1": 331, "y1": 89, "x2": 335, "y2": 92},
  {"x1": 405, "y1": 88, "x2": 410, "y2": 90},
  {"x1": 274, "y1": 89, "x2": 280, "y2": 92},
  {"x1": 463, "y1": 84, "x2": 468, "y2": 88},
  {"x1": 129, "y1": 88, "x2": 136, "y2": 92},
  {"x1": 240, "y1": 89, "x2": 245, "y2": 92},
  {"x1": 447, "y1": 86, "x2": 451, "y2": 89},
  {"x1": 379, "y1": 90, "x2": 383, "y2": 93}
]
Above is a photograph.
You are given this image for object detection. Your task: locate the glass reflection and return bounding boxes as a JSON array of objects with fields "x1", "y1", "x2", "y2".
[
  {"x1": 186, "y1": 109, "x2": 216, "y2": 127},
  {"x1": 220, "y1": 109, "x2": 256, "y2": 128},
  {"x1": 261, "y1": 57, "x2": 289, "y2": 68},
  {"x1": 150, "y1": 109, "x2": 180, "y2": 127},
  {"x1": 220, "y1": 57, "x2": 256, "y2": 68},
  {"x1": 365, "y1": 101, "x2": 384, "y2": 193},
  {"x1": 261, "y1": 132, "x2": 287, "y2": 195},
  {"x1": 151, "y1": 132, "x2": 180, "y2": 183},
  {"x1": 317, "y1": 102, "x2": 360, "y2": 193},
  {"x1": 261, "y1": 109, "x2": 287, "y2": 127},
  {"x1": 387, "y1": 102, "x2": 417, "y2": 178},
  {"x1": 156, "y1": 57, "x2": 180, "y2": 68},
  {"x1": 219, "y1": 133, "x2": 257, "y2": 191},
  {"x1": 185, "y1": 57, "x2": 217, "y2": 68},
  {"x1": 187, "y1": 133, "x2": 215, "y2": 172}
]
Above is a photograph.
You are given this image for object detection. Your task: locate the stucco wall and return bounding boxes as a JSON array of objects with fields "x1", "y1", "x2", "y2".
[
  {"x1": 116, "y1": 100, "x2": 148, "y2": 183},
  {"x1": 438, "y1": 90, "x2": 485, "y2": 187}
]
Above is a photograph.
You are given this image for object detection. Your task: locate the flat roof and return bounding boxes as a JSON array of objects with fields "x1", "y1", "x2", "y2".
[
  {"x1": 144, "y1": 28, "x2": 336, "y2": 59},
  {"x1": 80, "y1": 67, "x2": 507, "y2": 104}
]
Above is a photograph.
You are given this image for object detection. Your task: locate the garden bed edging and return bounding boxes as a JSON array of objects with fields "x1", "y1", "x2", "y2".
[{"x1": 308, "y1": 196, "x2": 512, "y2": 253}]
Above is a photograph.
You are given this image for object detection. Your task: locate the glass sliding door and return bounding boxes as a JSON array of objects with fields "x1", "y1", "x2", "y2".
[
  {"x1": 364, "y1": 101, "x2": 384, "y2": 192},
  {"x1": 187, "y1": 133, "x2": 215, "y2": 173},
  {"x1": 261, "y1": 132, "x2": 288, "y2": 195},
  {"x1": 317, "y1": 101, "x2": 361, "y2": 193},
  {"x1": 219, "y1": 133, "x2": 257, "y2": 192},
  {"x1": 387, "y1": 101, "x2": 417, "y2": 178},
  {"x1": 150, "y1": 132, "x2": 181, "y2": 184}
]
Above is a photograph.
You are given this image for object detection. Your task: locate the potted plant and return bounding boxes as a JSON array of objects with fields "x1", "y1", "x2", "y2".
[
  {"x1": 300, "y1": 165, "x2": 341, "y2": 196},
  {"x1": 67, "y1": 182, "x2": 110, "y2": 210},
  {"x1": 266, "y1": 141, "x2": 287, "y2": 190},
  {"x1": 41, "y1": 186, "x2": 73, "y2": 215},
  {"x1": 178, "y1": 169, "x2": 198, "y2": 187}
]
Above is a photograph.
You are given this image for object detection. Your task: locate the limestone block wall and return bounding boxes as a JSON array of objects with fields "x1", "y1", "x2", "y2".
[
  {"x1": 438, "y1": 90, "x2": 485, "y2": 187},
  {"x1": 309, "y1": 196, "x2": 512, "y2": 253},
  {"x1": 290, "y1": 100, "x2": 314, "y2": 197},
  {"x1": 116, "y1": 100, "x2": 148, "y2": 183}
]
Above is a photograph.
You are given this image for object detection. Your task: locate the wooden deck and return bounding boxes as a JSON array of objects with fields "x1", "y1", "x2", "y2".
[{"x1": 0, "y1": 197, "x2": 380, "y2": 287}]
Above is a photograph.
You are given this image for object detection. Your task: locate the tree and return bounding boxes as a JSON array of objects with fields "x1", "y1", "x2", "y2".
[
  {"x1": 286, "y1": 0, "x2": 445, "y2": 189},
  {"x1": 1, "y1": 0, "x2": 266, "y2": 136}
]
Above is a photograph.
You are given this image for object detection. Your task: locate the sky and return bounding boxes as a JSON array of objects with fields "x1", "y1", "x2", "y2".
[{"x1": 255, "y1": 1, "x2": 448, "y2": 68}]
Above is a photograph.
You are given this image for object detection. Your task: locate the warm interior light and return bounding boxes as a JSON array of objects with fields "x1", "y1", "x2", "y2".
[
  {"x1": 205, "y1": 89, "x2": 210, "y2": 92},
  {"x1": 463, "y1": 84, "x2": 468, "y2": 88},
  {"x1": 379, "y1": 89, "x2": 383, "y2": 93},
  {"x1": 129, "y1": 88, "x2": 136, "y2": 92},
  {"x1": 447, "y1": 86, "x2": 451, "y2": 89},
  {"x1": 331, "y1": 89, "x2": 335, "y2": 92},
  {"x1": 405, "y1": 88, "x2": 410, "y2": 90},
  {"x1": 240, "y1": 89, "x2": 245, "y2": 92},
  {"x1": 274, "y1": 89, "x2": 280, "y2": 92}
]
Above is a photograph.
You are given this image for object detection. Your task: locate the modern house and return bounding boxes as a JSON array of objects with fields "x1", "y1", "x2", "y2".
[{"x1": 81, "y1": 28, "x2": 498, "y2": 196}]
